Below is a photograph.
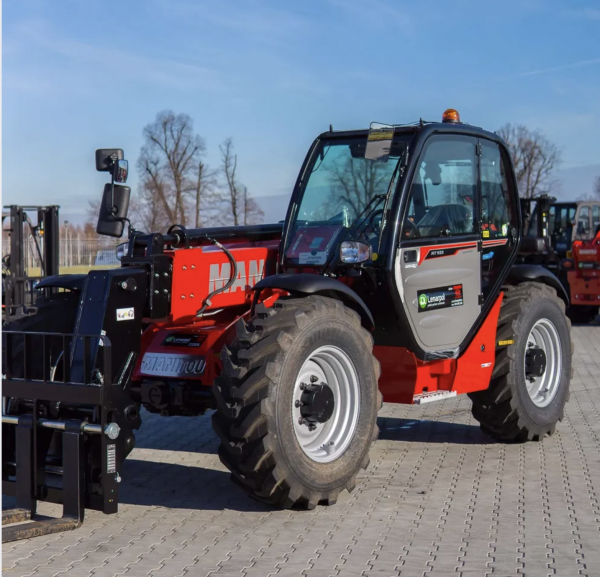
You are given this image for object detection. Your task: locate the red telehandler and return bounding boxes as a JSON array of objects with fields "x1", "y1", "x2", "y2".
[
  {"x1": 2, "y1": 111, "x2": 573, "y2": 541},
  {"x1": 564, "y1": 229, "x2": 600, "y2": 314}
]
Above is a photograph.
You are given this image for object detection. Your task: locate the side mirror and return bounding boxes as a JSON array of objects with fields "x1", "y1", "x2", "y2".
[
  {"x1": 113, "y1": 159, "x2": 128, "y2": 183},
  {"x1": 96, "y1": 149, "x2": 124, "y2": 172},
  {"x1": 96, "y1": 183, "x2": 131, "y2": 238}
]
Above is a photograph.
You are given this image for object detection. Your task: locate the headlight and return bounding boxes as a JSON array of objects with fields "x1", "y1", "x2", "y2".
[
  {"x1": 116, "y1": 242, "x2": 128, "y2": 261},
  {"x1": 340, "y1": 241, "x2": 371, "y2": 264}
]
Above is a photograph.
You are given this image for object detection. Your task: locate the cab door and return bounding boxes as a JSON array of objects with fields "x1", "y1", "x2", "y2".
[{"x1": 395, "y1": 135, "x2": 481, "y2": 356}]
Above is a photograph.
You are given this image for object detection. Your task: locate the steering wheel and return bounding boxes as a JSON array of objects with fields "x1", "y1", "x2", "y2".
[{"x1": 402, "y1": 218, "x2": 420, "y2": 239}]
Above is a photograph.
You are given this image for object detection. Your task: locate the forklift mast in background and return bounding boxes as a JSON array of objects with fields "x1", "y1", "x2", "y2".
[{"x1": 2, "y1": 205, "x2": 60, "y2": 322}]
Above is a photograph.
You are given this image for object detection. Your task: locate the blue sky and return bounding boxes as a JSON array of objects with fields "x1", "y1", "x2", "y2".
[{"x1": 3, "y1": 0, "x2": 600, "y2": 224}]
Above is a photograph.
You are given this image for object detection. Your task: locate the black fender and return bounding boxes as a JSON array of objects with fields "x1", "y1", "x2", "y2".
[
  {"x1": 506, "y1": 264, "x2": 569, "y2": 306},
  {"x1": 35, "y1": 274, "x2": 88, "y2": 292},
  {"x1": 252, "y1": 273, "x2": 375, "y2": 329}
]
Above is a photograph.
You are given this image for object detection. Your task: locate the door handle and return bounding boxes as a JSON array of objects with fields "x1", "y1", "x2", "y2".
[{"x1": 404, "y1": 250, "x2": 418, "y2": 263}]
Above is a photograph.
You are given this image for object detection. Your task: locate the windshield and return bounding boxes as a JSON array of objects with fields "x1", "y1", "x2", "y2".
[{"x1": 284, "y1": 135, "x2": 411, "y2": 265}]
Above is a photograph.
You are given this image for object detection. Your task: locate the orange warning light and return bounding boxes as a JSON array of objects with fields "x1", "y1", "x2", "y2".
[{"x1": 442, "y1": 109, "x2": 461, "y2": 123}]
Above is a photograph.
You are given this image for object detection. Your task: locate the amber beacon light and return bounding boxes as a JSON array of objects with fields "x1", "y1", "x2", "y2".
[{"x1": 442, "y1": 108, "x2": 461, "y2": 123}]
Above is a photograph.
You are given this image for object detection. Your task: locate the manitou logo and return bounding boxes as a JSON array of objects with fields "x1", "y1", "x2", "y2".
[{"x1": 208, "y1": 259, "x2": 265, "y2": 294}]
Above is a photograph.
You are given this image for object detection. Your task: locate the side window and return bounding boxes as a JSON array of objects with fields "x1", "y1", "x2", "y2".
[
  {"x1": 480, "y1": 140, "x2": 517, "y2": 238},
  {"x1": 402, "y1": 136, "x2": 477, "y2": 239},
  {"x1": 593, "y1": 206, "x2": 600, "y2": 233},
  {"x1": 578, "y1": 206, "x2": 591, "y2": 235}
]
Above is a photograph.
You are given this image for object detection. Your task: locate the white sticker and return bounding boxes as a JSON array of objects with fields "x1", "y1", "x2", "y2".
[
  {"x1": 299, "y1": 251, "x2": 327, "y2": 265},
  {"x1": 116, "y1": 307, "x2": 135, "y2": 321},
  {"x1": 107, "y1": 444, "x2": 116, "y2": 473},
  {"x1": 481, "y1": 362, "x2": 492, "y2": 368}
]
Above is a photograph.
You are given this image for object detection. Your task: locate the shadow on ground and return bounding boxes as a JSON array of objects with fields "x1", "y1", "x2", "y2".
[
  {"x1": 118, "y1": 459, "x2": 270, "y2": 512},
  {"x1": 2, "y1": 411, "x2": 498, "y2": 516},
  {"x1": 377, "y1": 415, "x2": 497, "y2": 445}
]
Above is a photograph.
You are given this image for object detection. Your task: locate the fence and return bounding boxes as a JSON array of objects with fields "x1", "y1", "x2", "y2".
[{"x1": 2, "y1": 235, "x2": 122, "y2": 275}]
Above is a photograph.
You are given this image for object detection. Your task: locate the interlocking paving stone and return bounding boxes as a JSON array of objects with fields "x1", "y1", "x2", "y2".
[{"x1": 4, "y1": 322, "x2": 600, "y2": 576}]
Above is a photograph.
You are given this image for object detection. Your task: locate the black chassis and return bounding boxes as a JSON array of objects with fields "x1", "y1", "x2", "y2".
[{"x1": 2, "y1": 254, "x2": 169, "y2": 538}]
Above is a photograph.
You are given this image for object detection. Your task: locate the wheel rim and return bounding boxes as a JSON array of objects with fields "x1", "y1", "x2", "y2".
[
  {"x1": 292, "y1": 345, "x2": 360, "y2": 463},
  {"x1": 524, "y1": 318, "x2": 562, "y2": 408}
]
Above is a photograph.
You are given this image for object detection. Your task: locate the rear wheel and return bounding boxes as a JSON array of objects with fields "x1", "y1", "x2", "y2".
[
  {"x1": 212, "y1": 295, "x2": 382, "y2": 508},
  {"x1": 469, "y1": 283, "x2": 573, "y2": 441}
]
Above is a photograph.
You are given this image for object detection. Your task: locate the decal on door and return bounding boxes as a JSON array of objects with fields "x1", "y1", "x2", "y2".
[
  {"x1": 418, "y1": 242, "x2": 477, "y2": 264},
  {"x1": 425, "y1": 247, "x2": 461, "y2": 260},
  {"x1": 417, "y1": 284, "x2": 464, "y2": 313}
]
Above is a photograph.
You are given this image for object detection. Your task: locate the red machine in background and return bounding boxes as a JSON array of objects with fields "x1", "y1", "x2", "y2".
[{"x1": 565, "y1": 231, "x2": 600, "y2": 317}]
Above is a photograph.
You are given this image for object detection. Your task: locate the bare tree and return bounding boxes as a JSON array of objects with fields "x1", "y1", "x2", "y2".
[
  {"x1": 137, "y1": 111, "x2": 206, "y2": 230},
  {"x1": 497, "y1": 123, "x2": 562, "y2": 198},
  {"x1": 218, "y1": 138, "x2": 264, "y2": 225},
  {"x1": 594, "y1": 175, "x2": 600, "y2": 200},
  {"x1": 327, "y1": 157, "x2": 391, "y2": 218}
]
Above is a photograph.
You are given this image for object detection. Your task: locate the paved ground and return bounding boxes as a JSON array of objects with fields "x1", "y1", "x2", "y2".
[{"x1": 3, "y1": 322, "x2": 600, "y2": 576}]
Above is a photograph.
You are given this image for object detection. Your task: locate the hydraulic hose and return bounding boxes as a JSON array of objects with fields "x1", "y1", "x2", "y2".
[{"x1": 196, "y1": 238, "x2": 238, "y2": 317}]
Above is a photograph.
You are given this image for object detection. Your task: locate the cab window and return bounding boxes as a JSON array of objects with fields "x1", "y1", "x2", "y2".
[
  {"x1": 402, "y1": 136, "x2": 477, "y2": 239},
  {"x1": 593, "y1": 205, "x2": 600, "y2": 233},
  {"x1": 480, "y1": 140, "x2": 516, "y2": 239},
  {"x1": 578, "y1": 205, "x2": 591, "y2": 235}
]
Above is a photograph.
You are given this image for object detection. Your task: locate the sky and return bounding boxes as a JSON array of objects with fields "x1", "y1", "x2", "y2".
[{"x1": 3, "y1": 0, "x2": 600, "y2": 225}]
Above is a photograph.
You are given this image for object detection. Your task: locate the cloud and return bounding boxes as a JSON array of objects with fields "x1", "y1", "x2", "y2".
[
  {"x1": 6, "y1": 19, "x2": 223, "y2": 94},
  {"x1": 508, "y1": 57, "x2": 600, "y2": 79},
  {"x1": 156, "y1": 0, "x2": 310, "y2": 43},
  {"x1": 325, "y1": 0, "x2": 411, "y2": 31}
]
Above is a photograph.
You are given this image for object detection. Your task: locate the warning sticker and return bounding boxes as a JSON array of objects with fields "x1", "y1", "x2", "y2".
[
  {"x1": 116, "y1": 307, "x2": 134, "y2": 321},
  {"x1": 299, "y1": 251, "x2": 327, "y2": 265},
  {"x1": 417, "y1": 284, "x2": 463, "y2": 313},
  {"x1": 107, "y1": 444, "x2": 116, "y2": 474}
]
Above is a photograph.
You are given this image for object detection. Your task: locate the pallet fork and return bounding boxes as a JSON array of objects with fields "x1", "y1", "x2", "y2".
[
  {"x1": 2, "y1": 415, "x2": 92, "y2": 542},
  {"x1": 1, "y1": 327, "x2": 133, "y2": 543}
]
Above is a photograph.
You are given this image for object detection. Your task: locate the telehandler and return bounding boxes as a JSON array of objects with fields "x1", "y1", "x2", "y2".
[
  {"x1": 2, "y1": 110, "x2": 573, "y2": 541},
  {"x1": 520, "y1": 195, "x2": 600, "y2": 322}
]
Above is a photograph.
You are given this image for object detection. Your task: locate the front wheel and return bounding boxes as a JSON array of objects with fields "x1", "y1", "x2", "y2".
[
  {"x1": 469, "y1": 283, "x2": 573, "y2": 441},
  {"x1": 212, "y1": 296, "x2": 381, "y2": 509}
]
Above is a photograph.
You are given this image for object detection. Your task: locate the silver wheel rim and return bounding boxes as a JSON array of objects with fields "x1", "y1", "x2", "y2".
[
  {"x1": 524, "y1": 318, "x2": 562, "y2": 408},
  {"x1": 292, "y1": 345, "x2": 360, "y2": 463}
]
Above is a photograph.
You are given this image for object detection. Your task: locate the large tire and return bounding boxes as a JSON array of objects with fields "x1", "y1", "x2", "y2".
[
  {"x1": 469, "y1": 282, "x2": 573, "y2": 441},
  {"x1": 212, "y1": 295, "x2": 382, "y2": 509}
]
